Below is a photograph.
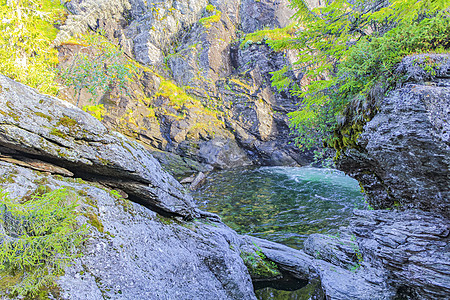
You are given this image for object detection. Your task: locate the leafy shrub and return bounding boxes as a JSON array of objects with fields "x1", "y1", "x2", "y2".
[{"x1": 0, "y1": 188, "x2": 87, "y2": 298}]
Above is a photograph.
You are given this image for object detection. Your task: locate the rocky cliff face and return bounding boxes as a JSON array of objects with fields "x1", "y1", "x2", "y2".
[
  {"x1": 325, "y1": 54, "x2": 450, "y2": 299},
  {"x1": 59, "y1": 0, "x2": 314, "y2": 175},
  {"x1": 336, "y1": 54, "x2": 450, "y2": 218}
]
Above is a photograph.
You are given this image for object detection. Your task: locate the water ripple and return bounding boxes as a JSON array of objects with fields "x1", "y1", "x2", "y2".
[{"x1": 192, "y1": 167, "x2": 364, "y2": 249}]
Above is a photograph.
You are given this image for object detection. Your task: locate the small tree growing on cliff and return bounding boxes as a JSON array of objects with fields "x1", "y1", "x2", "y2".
[
  {"x1": 60, "y1": 33, "x2": 137, "y2": 106},
  {"x1": 0, "y1": 188, "x2": 87, "y2": 297}
]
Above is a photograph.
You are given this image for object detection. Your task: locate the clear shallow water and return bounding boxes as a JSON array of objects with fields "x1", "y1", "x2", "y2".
[{"x1": 193, "y1": 167, "x2": 364, "y2": 249}]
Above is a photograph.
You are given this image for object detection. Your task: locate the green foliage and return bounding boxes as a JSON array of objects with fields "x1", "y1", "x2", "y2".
[
  {"x1": 0, "y1": 188, "x2": 87, "y2": 298},
  {"x1": 60, "y1": 33, "x2": 138, "y2": 106},
  {"x1": 349, "y1": 234, "x2": 363, "y2": 271},
  {"x1": 240, "y1": 249, "x2": 280, "y2": 278},
  {"x1": 240, "y1": 24, "x2": 297, "y2": 49},
  {"x1": 155, "y1": 79, "x2": 197, "y2": 110},
  {"x1": 205, "y1": 4, "x2": 215, "y2": 13},
  {"x1": 199, "y1": 5, "x2": 222, "y2": 28},
  {"x1": 83, "y1": 104, "x2": 106, "y2": 121},
  {"x1": 285, "y1": 0, "x2": 450, "y2": 150},
  {"x1": 0, "y1": 0, "x2": 64, "y2": 95},
  {"x1": 270, "y1": 65, "x2": 301, "y2": 94}
]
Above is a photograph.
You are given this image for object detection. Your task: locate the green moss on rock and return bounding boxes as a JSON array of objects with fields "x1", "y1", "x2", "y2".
[
  {"x1": 240, "y1": 250, "x2": 281, "y2": 279},
  {"x1": 84, "y1": 212, "x2": 104, "y2": 233},
  {"x1": 50, "y1": 128, "x2": 66, "y2": 139},
  {"x1": 57, "y1": 116, "x2": 77, "y2": 128}
]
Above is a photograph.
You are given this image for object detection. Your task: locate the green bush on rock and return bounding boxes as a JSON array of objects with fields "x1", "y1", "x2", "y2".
[
  {"x1": 0, "y1": 0, "x2": 64, "y2": 95},
  {"x1": 0, "y1": 188, "x2": 87, "y2": 298}
]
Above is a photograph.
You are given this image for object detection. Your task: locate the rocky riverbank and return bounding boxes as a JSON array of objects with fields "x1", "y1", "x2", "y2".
[{"x1": 1, "y1": 53, "x2": 448, "y2": 299}]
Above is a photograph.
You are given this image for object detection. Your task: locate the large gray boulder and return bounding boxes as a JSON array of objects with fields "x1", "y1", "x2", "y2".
[
  {"x1": 0, "y1": 74, "x2": 259, "y2": 299},
  {"x1": 0, "y1": 74, "x2": 200, "y2": 219},
  {"x1": 336, "y1": 54, "x2": 450, "y2": 218},
  {"x1": 0, "y1": 161, "x2": 256, "y2": 299}
]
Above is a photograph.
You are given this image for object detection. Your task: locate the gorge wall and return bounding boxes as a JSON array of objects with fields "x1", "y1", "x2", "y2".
[
  {"x1": 0, "y1": 0, "x2": 448, "y2": 298},
  {"x1": 58, "y1": 0, "x2": 320, "y2": 176},
  {"x1": 1, "y1": 54, "x2": 449, "y2": 299}
]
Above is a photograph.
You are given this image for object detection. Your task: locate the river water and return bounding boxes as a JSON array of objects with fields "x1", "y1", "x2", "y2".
[
  {"x1": 192, "y1": 167, "x2": 364, "y2": 299},
  {"x1": 193, "y1": 167, "x2": 364, "y2": 249}
]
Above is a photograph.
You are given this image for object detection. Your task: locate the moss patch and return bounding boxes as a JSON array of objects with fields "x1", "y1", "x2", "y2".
[
  {"x1": 84, "y1": 212, "x2": 104, "y2": 233},
  {"x1": 199, "y1": 6, "x2": 222, "y2": 28},
  {"x1": 49, "y1": 128, "x2": 66, "y2": 139},
  {"x1": 57, "y1": 116, "x2": 77, "y2": 128},
  {"x1": 240, "y1": 24, "x2": 297, "y2": 49},
  {"x1": 34, "y1": 112, "x2": 52, "y2": 122},
  {"x1": 240, "y1": 250, "x2": 281, "y2": 279}
]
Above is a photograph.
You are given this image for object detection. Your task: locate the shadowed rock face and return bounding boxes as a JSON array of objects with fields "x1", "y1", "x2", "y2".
[{"x1": 336, "y1": 54, "x2": 450, "y2": 218}]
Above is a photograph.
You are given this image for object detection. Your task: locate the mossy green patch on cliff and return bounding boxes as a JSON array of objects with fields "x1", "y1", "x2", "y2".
[
  {"x1": 229, "y1": 78, "x2": 252, "y2": 92},
  {"x1": 0, "y1": 172, "x2": 17, "y2": 184},
  {"x1": 156, "y1": 79, "x2": 195, "y2": 110},
  {"x1": 240, "y1": 24, "x2": 297, "y2": 49},
  {"x1": 84, "y1": 212, "x2": 104, "y2": 233},
  {"x1": 34, "y1": 112, "x2": 53, "y2": 122},
  {"x1": 83, "y1": 104, "x2": 106, "y2": 121},
  {"x1": 240, "y1": 250, "x2": 281, "y2": 279},
  {"x1": 50, "y1": 128, "x2": 66, "y2": 139},
  {"x1": 199, "y1": 5, "x2": 222, "y2": 29},
  {"x1": 57, "y1": 116, "x2": 78, "y2": 128}
]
